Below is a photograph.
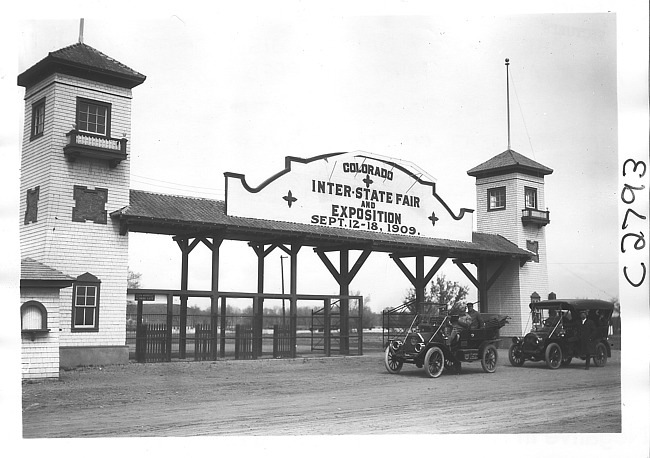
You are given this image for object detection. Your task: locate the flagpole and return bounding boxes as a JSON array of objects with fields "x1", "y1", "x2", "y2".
[
  {"x1": 79, "y1": 18, "x2": 85, "y2": 44},
  {"x1": 505, "y1": 58, "x2": 511, "y2": 151}
]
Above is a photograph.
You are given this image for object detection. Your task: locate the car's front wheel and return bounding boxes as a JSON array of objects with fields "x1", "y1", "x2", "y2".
[
  {"x1": 481, "y1": 344, "x2": 498, "y2": 373},
  {"x1": 545, "y1": 342, "x2": 563, "y2": 369},
  {"x1": 423, "y1": 347, "x2": 445, "y2": 378},
  {"x1": 508, "y1": 344, "x2": 525, "y2": 367},
  {"x1": 593, "y1": 342, "x2": 608, "y2": 367},
  {"x1": 384, "y1": 345, "x2": 403, "y2": 374}
]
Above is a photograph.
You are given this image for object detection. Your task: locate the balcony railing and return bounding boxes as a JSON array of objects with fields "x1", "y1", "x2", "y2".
[
  {"x1": 64, "y1": 130, "x2": 128, "y2": 168},
  {"x1": 522, "y1": 208, "x2": 550, "y2": 227}
]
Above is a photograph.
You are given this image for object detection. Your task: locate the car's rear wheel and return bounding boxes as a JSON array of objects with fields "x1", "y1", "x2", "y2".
[
  {"x1": 560, "y1": 356, "x2": 573, "y2": 367},
  {"x1": 545, "y1": 342, "x2": 563, "y2": 369},
  {"x1": 508, "y1": 344, "x2": 525, "y2": 367},
  {"x1": 593, "y1": 342, "x2": 608, "y2": 367},
  {"x1": 481, "y1": 344, "x2": 498, "y2": 373},
  {"x1": 384, "y1": 346, "x2": 403, "y2": 374},
  {"x1": 423, "y1": 347, "x2": 445, "y2": 378}
]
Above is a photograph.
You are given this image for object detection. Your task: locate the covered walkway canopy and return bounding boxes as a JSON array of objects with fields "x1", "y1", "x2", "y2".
[{"x1": 112, "y1": 189, "x2": 532, "y2": 355}]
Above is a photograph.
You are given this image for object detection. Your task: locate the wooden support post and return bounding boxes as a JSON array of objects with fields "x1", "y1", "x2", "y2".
[
  {"x1": 358, "y1": 296, "x2": 364, "y2": 355},
  {"x1": 166, "y1": 293, "x2": 173, "y2": 362},
  {"x1": 179, "y1": 239, "x2": 189, "y2": 359},
  {"x1": 252, "y1": 296, "x2": 261, "y2": 359},
  {"x1": 316, "y1": 248, "x2": 371, "y2": 355},
  {"x1": 324, "y1": 298, "x2": 331, "y2": 357},
  {"x1": 478, "y1": 258, "x2": 489, "y2": 313},
  {"x1": 415, "y1": 255, "x2": 425, "y2": 313},
  {"x1": 136, "y1": 299, "x2": 143, "y2": 363},
  {"x1": 251, "y1": 243, "x2": 279, "y2": 357},
  {"x1": 289, "y1": 244, "x2": 301, "y2": 358},
  {"x1": 220, "y1": 296, "x2": 226, "y2": 358},
  {"x1": 339, "y1": 249, "x2": 350, "y2": 355},
  {"x1": 208, "y1": 236, "x2": 223, "y2": 361}
]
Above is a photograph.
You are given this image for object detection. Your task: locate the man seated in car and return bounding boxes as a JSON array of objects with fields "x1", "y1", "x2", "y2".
[{"x1": 467, "y1": 302, "x2": 483, "y2": 329}]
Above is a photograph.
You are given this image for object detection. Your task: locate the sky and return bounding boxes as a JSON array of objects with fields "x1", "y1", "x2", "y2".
[
  {"x1": 1, "y1": 1, "x2": 648, "y2": 455},
  {"x1": 11, "y1": 11, "x2": 621, "y2": 313}
]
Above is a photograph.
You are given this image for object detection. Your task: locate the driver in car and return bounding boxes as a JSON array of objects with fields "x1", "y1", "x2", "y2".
[{"x1": 544, "y1": 309, "x2": 560, "y2": 327}]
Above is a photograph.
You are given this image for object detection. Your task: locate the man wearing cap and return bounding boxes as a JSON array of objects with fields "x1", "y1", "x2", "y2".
[{"x1": 467, "y1": 302, "x2": 483, "y2": 329}]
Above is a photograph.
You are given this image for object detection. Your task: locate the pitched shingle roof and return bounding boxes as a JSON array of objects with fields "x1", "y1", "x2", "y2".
[
  {"x1": 21, "y1": 258, "x2": 74, "y2": 287},
  {"x1": 111, "y1": 189, "x2": 533, "y2": 261},
  {"x1": 18, "y1": 42, "x2": 146, "y2": 89},
  {"x1": 467, "y1": 149, "x2": 553, "y2": 178}
]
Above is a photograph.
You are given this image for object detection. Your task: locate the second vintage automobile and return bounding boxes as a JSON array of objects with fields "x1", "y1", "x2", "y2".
[
  {"x1": 384, "y1": 308, "x2": 509, "y2": 378},
  {"x1": 508, "y1": 299, "x2": 614, "y2": 369}
]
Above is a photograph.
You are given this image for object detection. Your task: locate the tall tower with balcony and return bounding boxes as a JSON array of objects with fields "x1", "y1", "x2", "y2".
[
  {"x1": 467, "y1": 149, "x2": 553, "y2": 335},
  {"x1": 18, "y1": 40, "x2": 145, "y2": 367}
]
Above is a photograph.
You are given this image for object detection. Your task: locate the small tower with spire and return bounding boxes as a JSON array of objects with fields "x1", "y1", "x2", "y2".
[
  {"x1": 466, "y1": 59, "x2": 553, "y2": 336},
  {"x1": 18, "y1": 23, "x2": 145, "y2": 368}
]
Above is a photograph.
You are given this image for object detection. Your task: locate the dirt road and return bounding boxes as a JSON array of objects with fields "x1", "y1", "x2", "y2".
[{"x1": 22, "y1": 349, "x2": 620, "y2": 437}]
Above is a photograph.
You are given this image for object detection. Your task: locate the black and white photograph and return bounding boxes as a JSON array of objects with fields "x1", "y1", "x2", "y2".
[{"x1": 2, "y1": 1, "x2": 648, "y2": 456}]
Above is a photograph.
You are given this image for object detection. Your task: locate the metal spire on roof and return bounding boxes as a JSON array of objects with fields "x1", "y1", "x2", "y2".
[
  {"x1": 505, "y1": 58, "x2": 511, "y2": 151},
  {"x1": 79, "y1": 18, "x2": 85, "y2": 44}
]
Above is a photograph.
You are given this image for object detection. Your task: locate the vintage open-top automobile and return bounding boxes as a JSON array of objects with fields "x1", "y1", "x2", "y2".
[
  {"x1": 384, "y1": 309, "x2": 509, "y2": 378},
  {"x1": 508, "y1": 299, "x2": 614, "y2": 369}
]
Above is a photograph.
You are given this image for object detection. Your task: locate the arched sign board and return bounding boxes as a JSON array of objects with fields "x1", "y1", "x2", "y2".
[{"x1": 225, "y1": 151, "x2": 474, "y2": 242}]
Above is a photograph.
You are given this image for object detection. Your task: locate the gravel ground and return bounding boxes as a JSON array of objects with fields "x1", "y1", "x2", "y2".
[{"x1": 22, "y1": 348, "x2": 621, "y2": 438}]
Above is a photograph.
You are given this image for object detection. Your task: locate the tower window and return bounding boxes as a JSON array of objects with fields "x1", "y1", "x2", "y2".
[
  {"x1": 31, "y1": 98, "x2": 45, "y2": 140},
  {"x1": 526, "y1": 240, "x2": 540, "y2": 263},
  {"x1": 72, "y1": 273, "x2": 101, "y2": 331},
  {"x1": 525, "y1": 187, "x2": 538, "y2": 209},
  {"x1": 76, "y1": 98, "x2": 111, "y2": 136},
  {"x1": 24, "y1": 186, "x2": 40, "y2": 225},
  {"x1": 487, "y1": 186, "x2": 506, "y2": 211}
]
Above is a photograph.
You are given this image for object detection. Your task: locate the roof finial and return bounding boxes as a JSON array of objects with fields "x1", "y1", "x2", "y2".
[
  {"x1": 79, "y1": 18, "x2": 85, "y2": 44},
  {"x1": 505, "y1": 58, "x2": 511, "y2": 151}
]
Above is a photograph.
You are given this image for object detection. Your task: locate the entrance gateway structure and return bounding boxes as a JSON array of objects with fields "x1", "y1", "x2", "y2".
[{"x1": 18, "y1": 36, "x2": 552, "y2": 378}]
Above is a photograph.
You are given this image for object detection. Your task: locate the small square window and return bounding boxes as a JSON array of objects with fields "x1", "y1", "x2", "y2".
[
  {"x1": 31, "y1": 98, "x2": 45, "y2": 140},
  {"x1": 525, "y1": 187, "x2": 538, "y2": 209},
  {"x1": 487, "y1": 187, "x2": 506, "y2": 211},
  {"x1": 76, "y1": 98, "x2": 111, "y2": 137}
]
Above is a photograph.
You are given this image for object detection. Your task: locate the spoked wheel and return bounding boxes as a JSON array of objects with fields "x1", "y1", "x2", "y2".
[
  {"x1": 423, "y1": 347, "x2": 445, "y2": 378},
  {"x1": 560, "y1": 356, "x2": 573, "y2": 367},
  {"x1": 593, "y1": 342, "x2": 608, "y2": 367},
  {"x1": 545, "y1": 342, "x2": 563, "y2": 370},
  {"x1": 384, "y1": 346, "x2": 403, "y2": 374},
  {"x1": 508, "y1": 344, "x2": 525, "y2": 367},
  {"x1": 481, "y1": 344, "x2": 498, "y2": 373}
]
